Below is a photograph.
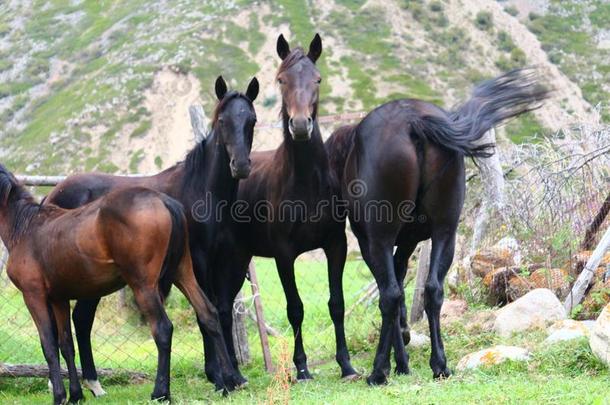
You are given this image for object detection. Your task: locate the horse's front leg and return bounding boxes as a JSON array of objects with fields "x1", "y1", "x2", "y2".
[
  {"x1": 23, "y1": 292, "x2": 66, "y2": 404},
  {"x1": 214, "y1": 247, "x2": 252, "y2": 386},
  {"x1": 323, "y1": 231, "x2": 359, "y2": 379},
  {"x1": 190, "y1": 244, "x2": 223, "y2": 387},
  {"x1": 51, "y1": 300, "x2": 84, "y2": 403},
  {"x1": 275, "y1": 254, "x2": 311, "y2": 380}
]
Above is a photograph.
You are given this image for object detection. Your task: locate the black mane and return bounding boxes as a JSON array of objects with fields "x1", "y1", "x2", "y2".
[{"x1": 0, "y1": 164, "x2": 40, "y2": 246}]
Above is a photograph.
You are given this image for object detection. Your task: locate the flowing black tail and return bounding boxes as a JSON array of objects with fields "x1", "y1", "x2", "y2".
[
  {"x1": 158, "y1": 195, "x2": 188, "y2": 300},
  {"x1": 412, "y1": 67, "x2": 550, "y2": 158}
]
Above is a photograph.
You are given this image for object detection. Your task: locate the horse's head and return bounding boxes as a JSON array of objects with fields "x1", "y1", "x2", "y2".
[
  {"x1": 276, "y1": 33, "x2": 322, "y2": 141},
  {"x1": 212, "y1": 76, "x2": 259, "y2": 179}
]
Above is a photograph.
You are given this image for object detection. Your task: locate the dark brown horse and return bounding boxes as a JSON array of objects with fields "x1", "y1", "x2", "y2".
[
  {"x1": 44, "y1": 76, "x2": 258, "y2": 391},
  {"x1": 0, "y1": 164, "x2": 239, "y2": 404},
  {"x1": 208, "y1": 34, "x2": 358, "y2": 381},
  {"x1": 325, "y1": 68, "x2": 549, "y2": 384}
]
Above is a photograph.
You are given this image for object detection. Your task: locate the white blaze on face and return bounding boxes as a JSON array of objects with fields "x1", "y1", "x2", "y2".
[{"x1": 83, "y1": 379, "x2": 107, "y2": 397}]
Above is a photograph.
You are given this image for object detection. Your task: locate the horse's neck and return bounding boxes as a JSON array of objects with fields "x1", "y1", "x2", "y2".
[
  {"x1": 279, "y1": 124, "x2": 329, "y2": 183},
  {"x1": 0, "y1": 199, "x2": 40, "y2": 251},
  {"x1": 183, "y1": 129, "x2": 237, "y2": 201}
]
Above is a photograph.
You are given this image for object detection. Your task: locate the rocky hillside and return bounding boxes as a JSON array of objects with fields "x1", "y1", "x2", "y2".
[{"x1": 0, "y1": 0, "x2": 607, "y2": 175}]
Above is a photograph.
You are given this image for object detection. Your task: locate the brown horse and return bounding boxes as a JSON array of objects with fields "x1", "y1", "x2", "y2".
[
  {"x1": 325, "y1": 68, "x2": 549, "y2": 384},
  {"x1": 0, "y1": 164, "x2": 240, "y2": 404},
  {"x1": 210, "y1": 34, "x2": 358, "y2": 381},
  {"x1": 45, "y1": 76, "x2": 258, "y2": 391}
]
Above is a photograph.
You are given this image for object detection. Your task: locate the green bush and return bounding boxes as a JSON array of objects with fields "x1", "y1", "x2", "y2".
[
  {"x1": 475, "y1": 11, "x2": 493, "y2": 30},
  {"x1": 497, "y1": 31, "x2": 516, "y2": 52},
  {"x1": 429, "y1": 1, "x2": 443, "y2": 12},
  {"x1": 504, "y1": 5, "x2": 519, "y2": 17}
]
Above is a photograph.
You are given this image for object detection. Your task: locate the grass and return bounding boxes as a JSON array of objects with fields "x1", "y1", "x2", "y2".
[{"x1": 0, "y1": 257, "x2": 608, "y2": 403}]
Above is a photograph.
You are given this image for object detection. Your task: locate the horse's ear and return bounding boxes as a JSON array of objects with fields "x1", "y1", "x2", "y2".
[
  {"x1": 215, "y1": 75, "x2": 228, "y2": 100},
  {"x1": 246, "y1": 77, "x2": 259, "y2": 102},
  {"x1": 308, "y1": 33, "x2": 322, "y2": 63},
  {"x1": 277, "y1": 34, "x2": 290, "y2": 60}
]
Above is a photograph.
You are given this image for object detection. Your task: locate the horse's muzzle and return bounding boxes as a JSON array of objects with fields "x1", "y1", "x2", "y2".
[
  {"x1": 289, "y1": 116, "x2": 313, "y2": 141},
  {"x1": 230, "y1": 159, "x2": 251, "y2": 179}
]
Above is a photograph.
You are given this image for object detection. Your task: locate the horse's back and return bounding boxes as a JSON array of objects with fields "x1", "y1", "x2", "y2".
[{"x1": 46, "y1": 173, "x2": 124, "y2": 209}]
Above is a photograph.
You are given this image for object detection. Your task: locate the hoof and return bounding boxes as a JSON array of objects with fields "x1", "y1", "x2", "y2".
[
  {"x1": 395, "y1": 365, "x2": 410, "y2": 375},
  {"x1": 341, "y1": 373, "x2": 362, "y2": 382},
  {"x1": 222, "y1": 373, "x2": 248, "y2": 392},
  {"x1": 68, "y1": 393, "x2": 84, "y2": 404},
  {"x1": 151, "y1": 392, "x2": 170, "y2": 402},
  {"x1": 433, "y1": 368, "x2": 452, "y2": 380},
  {"x1": 296, "y1": 369, "x2": 313, "y2": 381},
  {"x1": 83, "y1": 379, "x2": 106, "y2": 397},
  {"x1": 366, "y1": 372, "x2": 388, "y2": 386}
]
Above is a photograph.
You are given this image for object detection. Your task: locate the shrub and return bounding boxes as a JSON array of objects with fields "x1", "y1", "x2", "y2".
[
  {"x1": 497, "y1": 31, "x2": 516, "y2": 52},
  {"x1": 504, "y1": 6, "x2": 519, "y2": 17},
  {"x1": 475, "y1": 11, "x2": 493, "y2": 30},
  {"x1": 429, "y1": 1, "x2": 443, "y2": 12}
]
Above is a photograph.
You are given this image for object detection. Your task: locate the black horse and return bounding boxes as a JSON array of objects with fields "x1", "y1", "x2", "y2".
[
  {"x1": 206, "y1": 34, "x2": 359, "y2": 381},
  {"x1": 325, "y1": 68, "x2": 549, "y2": 384},
  {"x1": 45, "y1": 76, "x2": 259, "y2": 392}
]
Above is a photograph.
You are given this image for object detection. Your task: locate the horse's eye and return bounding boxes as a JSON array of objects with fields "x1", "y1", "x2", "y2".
[
  {"x1": 277, "y1": 78, "x2": 284, "y2": 85},
  {"x1": 316, "y1": 78, "x2": 322, "y2": 84}
]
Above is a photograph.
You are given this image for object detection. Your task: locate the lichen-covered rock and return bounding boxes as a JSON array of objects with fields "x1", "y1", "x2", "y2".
[
  {"x1": 506, "y1": 268, "x2": 570, "y2": 302},
  {"x1": 471, "y1": 237, "x2": 520, "y2": 278},
  {"x1": 545, "y1": 319, "x2": 591, "y2": 343},
  {"x1": 590, "y1": 303, "x2": 610, "y2": 367},
  {"x1": 483, "y1": 266, "x2": 520, "y2": 305},
  {"x1": 493, "y1": 288, "x2": 566, "y2": 337},
  {"x1": 457, "y1": 345, "x2": 531, "y2": 370}
]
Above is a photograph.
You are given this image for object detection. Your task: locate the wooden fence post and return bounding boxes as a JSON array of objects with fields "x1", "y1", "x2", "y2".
[
  {"x1": 231, "y1": 291, "x2": 250, "y2": 365},
  {"x1": 410, "y1": 241, "x2": 431, "y2": 324},
  {"x1": 248, "y1": 261, "x2": 274, "y2": 372},
  {"x1": 564, "y1": 226, "x2": 610, "y2": 314}
]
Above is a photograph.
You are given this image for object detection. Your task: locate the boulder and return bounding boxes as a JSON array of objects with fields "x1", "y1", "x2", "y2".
[
  {"x1": 471, "y1": 237, "x2": 521, "y2": 278},
  {"x1": 589, "y1": 303, "x2": 610, "y2": 367},
  {"x1": 407, "y1": 331, "x2": 430, "y2": 348},
  {"x1": 493, "y1": 288, "x2": 566, "y2": 337},
  {"x1": 506, "y1": 275, "x2": 531, "y2": 302},
  {"x1": 483, "y1": 266, "x2": 520, "y2": 305},
  {"x1": 506, "y1": 268, "x2": 570, "y2": 302},
  {"x1": 545, "y1": 319, "x2": 591, "y2": 343},
  {"x1": 529, "y1": 268, "x2": 571, "y2": 299},
  {"x1": 440, "y1": 299, "x2": 468, "y2": 322},
  {"x1": 457, "y1": 345, "x2": 531, "y2": 370}
]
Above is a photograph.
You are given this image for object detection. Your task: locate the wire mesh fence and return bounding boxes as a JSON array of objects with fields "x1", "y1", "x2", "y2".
[{"x1": 0, "y1": 116, "x2": 608, "y2": 379}]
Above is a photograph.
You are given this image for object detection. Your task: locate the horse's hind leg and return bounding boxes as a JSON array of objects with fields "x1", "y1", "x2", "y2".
[
  {"x1": 173, "y1": 253, "x2": 242, "y2": 393},
  {"x1": 51, "y1": 300, "x2": 84, "y2": 403},
  {"x1": 360, "y1": 236, "x2": 401, "y2": 386},
  {"x1": 131, "y1": 287, "x2": 173, "y2": 401},
  {"x1": 324, "y1": 232, "x2": 358, "y2": 379},
  {"x1": 425, "y1": 228, "x2": 456, "y2": 379},
  {"x1": 23, "y1": 293, "x2": 66, "y2": 404},
  {"x1": 392, "y1": 241, "x2": 417, "y2": 375},
  {"x1": 276, "y1": 255, "x2": 311, "y2": 380},
  {"x1": 72, "y1": 298, "x2": 106, "y2": 397}
]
